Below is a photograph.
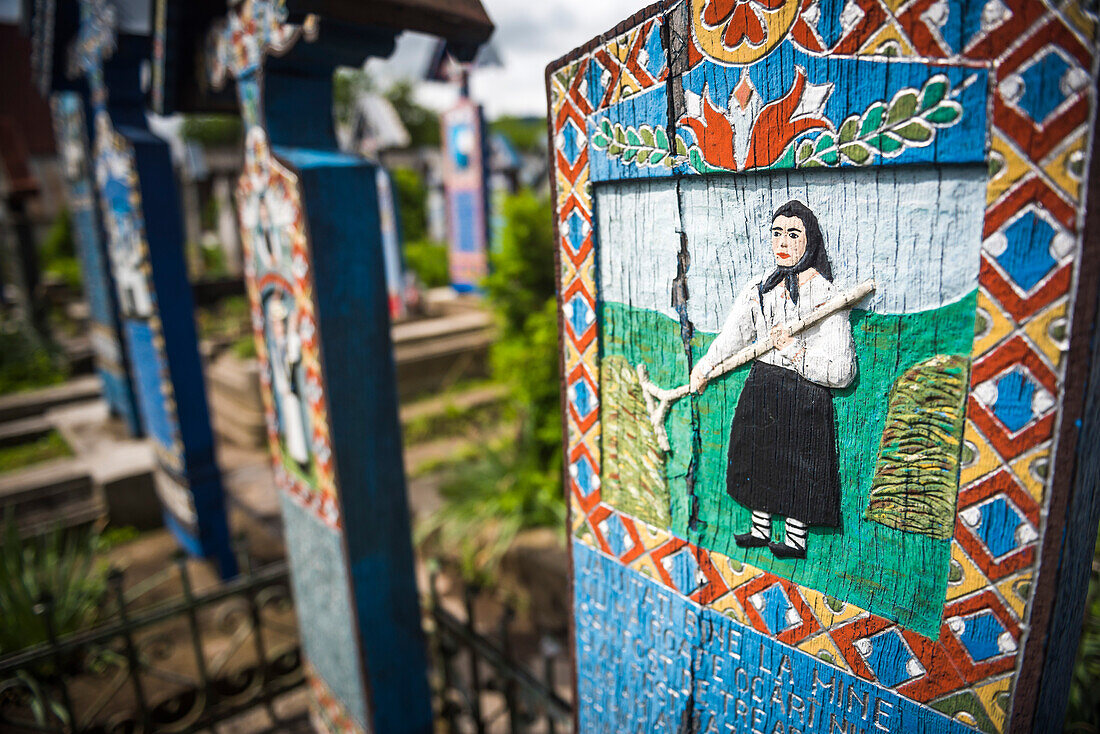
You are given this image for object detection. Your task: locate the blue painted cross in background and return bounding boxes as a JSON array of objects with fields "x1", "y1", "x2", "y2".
[
  {"x1": 50, "y1": 91, "x2": 143, "y2": 436},
  {"x1": 205, "y1": 1, "x2": 432, "y2": 730},
  {"x1": 69, "y1": 0, "x2": 236, "y2": 577}
]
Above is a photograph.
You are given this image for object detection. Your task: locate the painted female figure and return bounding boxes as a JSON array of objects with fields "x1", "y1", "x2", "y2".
[
  {"x1": 690, "y1": 201, "x2": 856, "y2": 559},
  {"x1": 266, "y1": 298, "x2": 309, "y2": 470}
]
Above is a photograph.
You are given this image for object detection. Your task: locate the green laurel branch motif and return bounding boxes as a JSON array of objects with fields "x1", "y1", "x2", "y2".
[
  {"x1": 590, "y1": 118, "x2": 697, "y2": 170},
  {"x1": 794, "y1": 74, "x2": 963, "y2": 169},
  {"x1": 589, "y1": 74, "x2": 965, "y2": 174}
]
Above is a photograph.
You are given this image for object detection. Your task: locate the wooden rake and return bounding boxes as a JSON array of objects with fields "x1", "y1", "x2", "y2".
[{"x1": 636, "y1": 279, "x2": 876, "y2": 452}]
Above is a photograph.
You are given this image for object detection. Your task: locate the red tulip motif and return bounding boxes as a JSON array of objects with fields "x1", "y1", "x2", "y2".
[
  {"x1": 702, "y1": 0, "x2": 791, "y2": 49},
  {"x1": 678, "y1": 68, "x2": 833, "y2": 171}
]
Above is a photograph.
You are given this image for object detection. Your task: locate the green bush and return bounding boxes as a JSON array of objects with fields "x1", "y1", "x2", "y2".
[
  {"x1": 421, "y1": 190, "x2": 563, "y2": 578},
  {"x1": 404, "y1": 238, "x2": 449, "y2": 289},
  {"x1": 180, "y1": 115, "x2": 242, "y2": 147},
  {"x1": 0, "y1": 518, "x2": 110, "y2": 655},
  {"x1": 0, "y1": 326, "x2": 69, "y2": 395},
  {"x1": 392, "y1": 167, "x2": 428, "y2": 243},
  {"x1": 41, "y1": 211, "x2": 81, "y2": 290}
]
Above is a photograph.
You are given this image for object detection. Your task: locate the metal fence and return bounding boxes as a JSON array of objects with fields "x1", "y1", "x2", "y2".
[
  {"x1": 0, "y1": 552, "x2": 573, "y2": 733},
  {"x1": 425, "y1": 563, "x2": 572, "y2": 734},
  {"x1": 0, "y1": 551, "x2": 303, "y2": 733}
]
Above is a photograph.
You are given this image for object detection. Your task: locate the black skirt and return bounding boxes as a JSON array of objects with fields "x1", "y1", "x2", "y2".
[{"x1": 726, "y1": 360, "x2": 841, "y2": 527}]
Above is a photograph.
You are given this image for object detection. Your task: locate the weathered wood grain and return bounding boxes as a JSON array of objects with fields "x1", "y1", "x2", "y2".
[{"x1": 548, "y1": 0, "x2": 1100, "y2": 731}]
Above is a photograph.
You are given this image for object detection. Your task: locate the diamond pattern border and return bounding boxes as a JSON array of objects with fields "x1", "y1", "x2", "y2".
[{"x1": 549, "y1": 4, "x2": 1095, "y2": 733}]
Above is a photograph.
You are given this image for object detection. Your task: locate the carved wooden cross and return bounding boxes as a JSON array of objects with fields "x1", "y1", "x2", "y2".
[
  {"x1": 198, "y1": 3, "x2": 434, "y2": 730},
  {"x1": 62, "y1": 0, "x2": 237, "y2": 577}
]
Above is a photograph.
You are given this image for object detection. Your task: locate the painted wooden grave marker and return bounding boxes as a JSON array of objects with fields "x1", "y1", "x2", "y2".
[
  {"x1": 442, "y1": 94, "x2": 490, "y2": 291},
  {"x1": 51, "y1": 91, "x2": 144, "y2": 436},
  {"x1": 202, "y1": 2, "x2": 445, "y2": 730},
  {"x1": 548, "y1": 1, "x2": 1100, "y2": 731},
  {"x1": 31, "y1": 0, "x2": 238, "y2": 575}
]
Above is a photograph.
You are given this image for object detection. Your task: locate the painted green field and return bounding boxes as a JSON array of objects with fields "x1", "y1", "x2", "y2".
[{"x1": 599, "y1": 291, "x2": 978, "y2": 637}]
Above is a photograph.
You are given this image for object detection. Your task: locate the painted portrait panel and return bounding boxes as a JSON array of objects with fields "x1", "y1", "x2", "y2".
[{"x1": 596, "y1": 164, "x2": 986, "y2": 635}]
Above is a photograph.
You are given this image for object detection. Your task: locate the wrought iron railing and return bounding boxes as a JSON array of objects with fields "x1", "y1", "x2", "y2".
[
  {"x1": 425, "y1": 562, "x2": 573, "y2": 734},
  {"x1": 0, "y1": 550, "x2": 303, "y2": 733},
  {"x1": 0, "y1": 550, "x2": 572, "y2": 733}
]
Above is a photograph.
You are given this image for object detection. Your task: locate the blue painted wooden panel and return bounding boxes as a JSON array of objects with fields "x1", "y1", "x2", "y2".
[
  {"x1": 202, "y1": 5, "x2": 432, "y2": 729},
  {"x1": 50, "y1": 90, "x2": 143, "y2": 435},
  {"x1": 278, "y1": 145, "x2": 433, "y2": 734},
  {"x1": 441, "y1": 100, "x2": 490, "y2": 292},
  {"x1": 71, "y1": 4, "x2": 235, "y2": 577},
  {"x1": 574, "y1": 540, "x2": 975, "y2": 733}
]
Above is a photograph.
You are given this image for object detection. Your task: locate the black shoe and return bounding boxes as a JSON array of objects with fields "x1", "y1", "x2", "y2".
[
  {"x1": 688, "y1": 518, "x2": 709, "y2": 533},
  {"x1": 769, "y1": 542, "x2": 806, "y2": 559},
  {"x1": 735, "y1": 532, "x2": 769, "y2": 548}
]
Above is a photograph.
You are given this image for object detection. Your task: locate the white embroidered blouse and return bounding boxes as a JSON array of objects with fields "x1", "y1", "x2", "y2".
[{"x1": 696, "y1": 270, "x2": 857, "y2": 389}]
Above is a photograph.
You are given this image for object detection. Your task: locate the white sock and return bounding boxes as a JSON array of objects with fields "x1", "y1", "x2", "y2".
[
  {"x1": 785, "y1": 518, "x2": 807, "y2": 550},
  {"x1": 750, "y1": 511, "x2": 771, "y2": 539}
]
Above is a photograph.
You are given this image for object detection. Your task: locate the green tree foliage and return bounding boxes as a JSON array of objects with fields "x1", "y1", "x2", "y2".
[
  {"x1": 421, "y1": 190, "x2": 563, "y2": 579},
  {"x1": 385, "y1": 81, "x2": 440, "y2": 148},
  {"x1": 489, "y1": 116, "x2": 547, "y2": 155},
  {"x1": 333, "y1": 67, "x2": 374, "y2": 128},
  {"x1": 179, "y1": 115, "x2": 242, "y2": 147}
]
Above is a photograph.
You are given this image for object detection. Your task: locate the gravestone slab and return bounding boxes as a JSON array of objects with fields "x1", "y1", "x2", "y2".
[{"x1": 547, "y1": 2, "x2": 1100, "y2": 732}]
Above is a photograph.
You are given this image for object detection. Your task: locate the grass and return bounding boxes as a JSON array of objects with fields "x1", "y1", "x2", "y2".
[
  {"x1": 231, "y1": 333, "x2": 257, "y2": 360},
  {"x1": 403, "y1": 398, "x2": 502, "y2": 445},
  {"x1": 0, "y1": 518, "x2": 110, "y2": 655},
  {"x1": 0, "y1": 431, "x2": 73, "y2": 473},
  {"x1": 196, "y1": 295, "x2": 251, "y2": 343}
]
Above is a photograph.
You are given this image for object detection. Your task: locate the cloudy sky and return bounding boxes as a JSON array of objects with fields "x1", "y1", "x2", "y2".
[{"x1": 369, "y1": 0, "x2": 647, "y2": 119}]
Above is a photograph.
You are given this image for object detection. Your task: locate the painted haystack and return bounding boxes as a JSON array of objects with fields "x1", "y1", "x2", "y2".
[
  {"x1": 600, "y1": 354, "x2": 671, "y2": 528},
  {"x1": 866, "y1": 353, "x2": 970, "y2": 539}
]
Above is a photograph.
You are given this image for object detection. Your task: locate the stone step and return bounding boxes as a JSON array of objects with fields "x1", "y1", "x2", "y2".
[
  {"x1": 399, "y1": 383, "x2": 506, "y2": 425},
  {"x1": 47, "y1": 401, "x2": 162, "y2": 530},
  {"x1": 0, "y1": 414, "x2": 52, "y2": 448},
  {"x1": 0, "y1": 375, "x2": 101, "y2": 423},
  {"x1": 392, "y1": 309, "x2": 493, "y2": 346},
  {"x1": 0, "y1": 458, "x2": 102, "y2": 536},
  {"x1": 208, "y1": 309, "x2": 495, "y2": 447}
]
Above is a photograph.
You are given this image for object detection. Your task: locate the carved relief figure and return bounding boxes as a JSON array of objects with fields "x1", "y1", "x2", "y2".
[
  {"x1": 240, "y1": 128, "x2": 294, "y2": 269},
  {"x1": 266, "y1": 297, "x2": 309, "y2": 469},
  {"x1": 691, "y1": 201, "x2": 856, "y2": 558},
  {"x1": 93, "y1": 111, "x2": 153, "y2": 319}
]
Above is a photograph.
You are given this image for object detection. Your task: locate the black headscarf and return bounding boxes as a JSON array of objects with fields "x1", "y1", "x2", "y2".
[{"x1": 758, "y1": 200, "x2": 833, "y2": 306}]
